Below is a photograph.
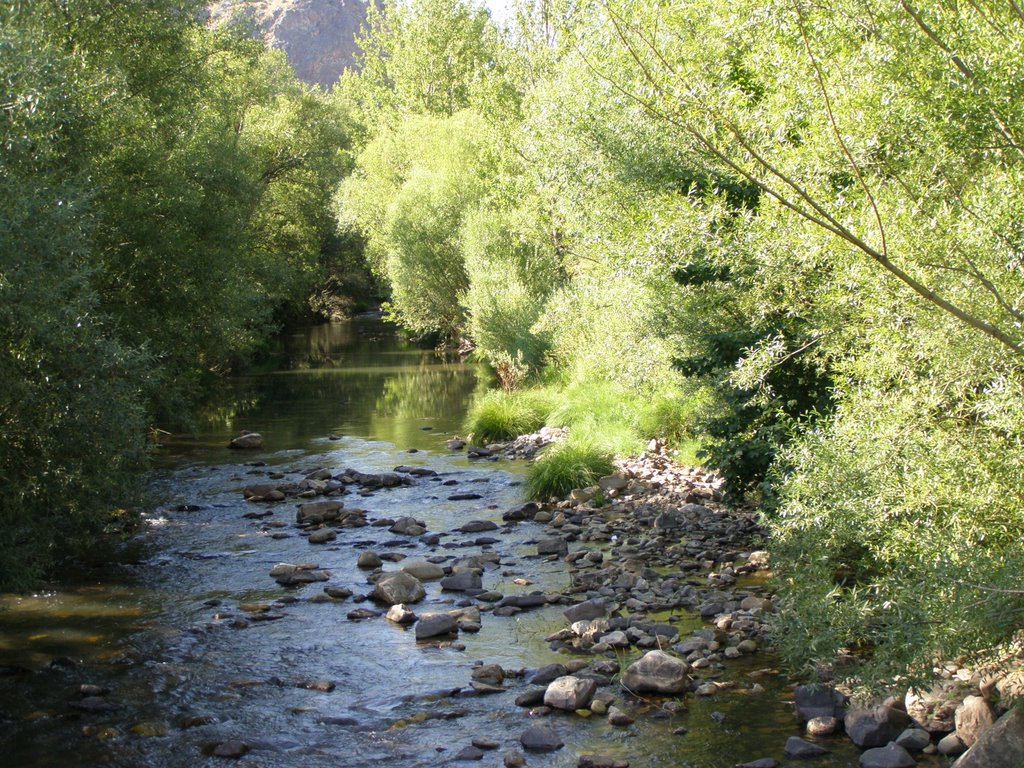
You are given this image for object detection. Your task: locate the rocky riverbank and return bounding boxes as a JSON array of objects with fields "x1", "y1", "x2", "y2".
[{"x1": 13, "y1": 427, "x2": 1018, "y2": 768}]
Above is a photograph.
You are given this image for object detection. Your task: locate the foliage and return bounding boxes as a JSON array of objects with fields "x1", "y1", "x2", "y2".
[
  {"x1": 0, "y1": 0, "x2": 357, "y2": 587},
  {"x1": 525, "y1": 440, "x2": 615, "y2": 500}
]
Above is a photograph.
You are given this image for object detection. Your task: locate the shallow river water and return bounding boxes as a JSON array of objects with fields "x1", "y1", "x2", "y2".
[{"x1": 0, "y1": 320, "x2": 946, "y2": 767}]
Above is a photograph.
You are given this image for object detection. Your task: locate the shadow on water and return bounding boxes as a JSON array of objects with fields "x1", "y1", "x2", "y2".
[{"x1": 0, "y1": 320, "x2": 948, "y2": 767}]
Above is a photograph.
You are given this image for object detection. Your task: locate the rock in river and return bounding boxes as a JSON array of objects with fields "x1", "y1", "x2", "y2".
[
  {"x1": 544, "y1": 676, "x2": 597, "y2": 711},
  {"x1": 371, "y1": 572, "x2": 426, "y2": 605},
  {"x1": 415, "y1": 612, "x2": 459, "y2": 639},
  {"x1": 620, "y1": 650, "x2": 690, "y2": 695},
  {"x1": 519, "y1": 725, "x2": 564, "y2": 752},
  {"x1": 228, "y1": 432, "x2": 263, "y2": 450}
]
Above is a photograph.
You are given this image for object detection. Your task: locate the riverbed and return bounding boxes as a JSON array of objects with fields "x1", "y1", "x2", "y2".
[{"x1": 0, "y1": 319, "x2": 943, "y2": 767}]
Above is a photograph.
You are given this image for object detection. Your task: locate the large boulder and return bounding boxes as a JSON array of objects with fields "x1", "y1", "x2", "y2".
[
  {"x1": 794, "y1": 685, "x2": 847, "y2": 722},
  {"x1": 953, "y1": 706, "x2": 1024, "y2": 768},
  {"x1": 371, "y1": 572, "x2": 425, "y2": 605},
  {"x1": 955, "y1": 695, "x2": 997, "y2": 747},
  {"x1": 620, "y1": 650, "x2": 690, "y2": 695},
  {"x1": 845, "y1": 705, "x2": 912, "y2": 748},
  {"x1": 544, "y1": 676, "x2": 597, "y2": 711}
]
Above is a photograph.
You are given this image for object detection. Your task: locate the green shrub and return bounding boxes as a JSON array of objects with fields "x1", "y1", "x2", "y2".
[
  {"x1": 465, "y1": 389, "x2": 554, "y2": 443},
  {"x1": 526, "y1": 440, "x2": 615, "y2": 500}
]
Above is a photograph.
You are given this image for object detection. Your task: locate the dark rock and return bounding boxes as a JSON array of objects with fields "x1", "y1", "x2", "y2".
[
  {"x1": 459, "y1": 519, "x2": 498, "y2": 532},
  {"x1": 537, "y1": 537, "x2": 568, "y2": 555},
  {"x1": 894, "y1": 727, "x2": 931, "y2": 751},
  {"x1": 515, "y1": 688, "x2": 546, "y2": 707},
  {"x1": 735, "y1": 760, "x2": 780, "y2": 768},
  {"x1": 564, "y1": 598, "x2": 608, "y2": 622},
  {"x1": 845, "y1": 705, "x2": 912, "y2": 749},
  {"x1": 228, "y1": 433, "x2": 262, "y2": 450},
  {"x1": 210, "y1": 740, "x2": 249, "y2": 758},
  {"x1": 526, "y1": 664, "x2": 569, "y2": 685},
  {"x1": 794, "y1": 685, "x2": 847, "y2": 722},
  {"x1": 440, "y1": 571, "x2": 482, "y2": 592},
  {"x1": 783, "y1": 737, "x2": 829, "y2": 758},
  {"x1": 577, "y1": 757, "x2": 629, "y2": 768},
  {"x1": 858, "y1": 743, "x2": 915, "y2": 768},
  {"x1": 450, "y1": 494, "x2": 484, "y2": 502},
  {"x1": 454, "y1": 745, "x2": 485, "y2": 760},
  {"x1": 415, "y1": 613, "x2": 458, "y2": 639},
  {"x1": 519, "y1": 725, "x2": 563, "y2": 752}
]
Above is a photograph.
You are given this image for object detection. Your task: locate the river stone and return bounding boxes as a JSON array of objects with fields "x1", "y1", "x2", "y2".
[
  {"x1": 460, "y1": 520, "x2": 498, "y2": 532},
  {"x1": 308, "y1": 529, "x2": 336, "y2": 544},
  {"x1": 794, "y1": 685, "x2": 847, "y2": 722},
  {"x1": 606, "y1": 706, "x2": 634, "y2": 726},
  {"x1": 735, "y1": 761, "x2": 779, "y2": 768},
  {"x1": 845, "y1": 705, "x2": 911, "y2": 748},
  {"x1": 953, "y1": 706, "x2": 1024, "y2": 767},
  {"x1": 577, "y1": 757, "x2": 629, "y2": 768},
  {"x1": 440, "y1": 571, "x2": 482, "y2": 592},
  {"x1": 297, "y1": 500, "x2": 343, "y2": 524},
  {"x1": 389, "y1": 516, "x2": 426, "y2": 536},
  {"x1": 211, "y1": 740, "x2": 250, "y2": 758},
  {"x1": 471, "y1": 664, "x2": 505, "y2": 686},
  {"x1": 783, "y1": 737, "x2": 829, "y2": 758},
  {"x1": 620, "y1": 650, "x2": 690, "y2": 695},
  {"x1": 454, "y1": 745, "x2": 485, "y2": 761},
  {"x1": 537, "y1": 537, "x2": 568, "y2": 555},
  {"x1": 228, "y1": 433, "x2": 262, "y2": 450},
  {"x1": 357, "y1": 551, "x2": 382, "y2": 569},
  {"x1": 859, "y1": 743, "x2": 916, "y2": 768},
  {"x1": 564, "y1": 598, "x2": 608, "y2": 623},
  {"x1": 385, "y1": 604, "x2": 417, "y2": 624},
  {"x1": 955, "y1": 695, "x2": 996, "y2": 746},
  {"x1": 544, "y1": 676, "x2": 597, "y2": 711},
  {"x1": 526, "y1": 663, "x2": 568, "y2": 686},
  {"x1": 806, "y1": 716, "x2": 840, "y2": 736},
  {"x1": 415, "y1": 612, "x2": 458, "y2": 639},
  {"x1": 519, "y1": 725, "x2": 564, "y2": 752},
  {"x1": 401, "y1": 560, "x2": 445, "y2": 581},
  {"x1": 504, "y1": 750, "x2": 526, "y2": 767},
  {"x1": 939, "y1": 733, "x2": 967, "y2": 756},
  {"x1": 371, "y1": 572, "x2": 425, "y2": 605},
  {"x1": 894, "y1": 727, "x2": 931, "y2": 751}
]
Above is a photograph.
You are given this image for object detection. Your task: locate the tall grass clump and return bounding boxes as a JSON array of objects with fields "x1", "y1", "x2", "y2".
[
  {"x1": 465, "y1": 389, "x2": 554, "y2": 443},
  {"x1": 526, "y1": 440, "x2": 615, "y2": 500}
]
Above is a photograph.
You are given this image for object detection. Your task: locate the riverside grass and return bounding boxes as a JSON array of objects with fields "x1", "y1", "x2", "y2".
[
  {"x1": 526, "y1": 440, "x2": 615, "y2": 500},
  {"x1": 464, "y1": 378, "x2": 704, "y2": 499}
]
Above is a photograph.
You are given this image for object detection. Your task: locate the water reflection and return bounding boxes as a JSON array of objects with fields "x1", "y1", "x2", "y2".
[{"x1": 166, "y1": 319, "x2": 484, "y2": 456}]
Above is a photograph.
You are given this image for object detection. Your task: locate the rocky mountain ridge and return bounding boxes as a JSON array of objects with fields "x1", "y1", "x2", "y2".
[{"x1": 207, "y1": 0, "x2": 376, "y2": 88}]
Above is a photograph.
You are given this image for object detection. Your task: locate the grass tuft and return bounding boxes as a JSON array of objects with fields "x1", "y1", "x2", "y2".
[
  {"x1": 525, "y1": 440, "x2": 615, "y2": 500},
  {"x1": 465, "y1": 389, "x2": 554, "y2": 443}
]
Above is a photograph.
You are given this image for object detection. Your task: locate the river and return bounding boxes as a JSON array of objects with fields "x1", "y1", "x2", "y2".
[{"x1": 0, "y1": 319, "x2": 943, "y2": 767}]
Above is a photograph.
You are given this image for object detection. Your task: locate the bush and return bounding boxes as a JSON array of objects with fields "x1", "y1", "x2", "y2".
[
  {"x1": 465, "y1": 389, "x2": 554, "y2": 443},
  {"x1": 526, "y1": 440, "x2": 615, "y2": 500}
]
